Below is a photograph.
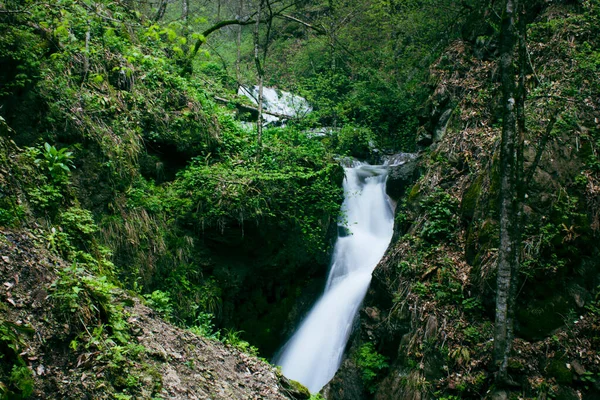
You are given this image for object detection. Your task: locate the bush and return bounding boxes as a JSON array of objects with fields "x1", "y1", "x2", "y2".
[
  {"x1": 354, "y1": 342, "x2": 389, "y2": 394},
  {"x1": 144, "y1": 290, "x2": 173, "y2": 321},
  {"x1": 420, "y1": 189, "x2": 459, "y2": 242}
]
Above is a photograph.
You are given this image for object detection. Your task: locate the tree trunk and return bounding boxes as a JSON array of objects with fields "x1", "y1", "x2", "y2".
[
  {"x1": 236, "y1": 0, "x2": 244, "y2": 82},
  {"x1": 154, "y1": 0, "x2": 168, "y2": 21},
  {"x1": 493, "y1": 0, "x2": 519, "y2": 388},
  {"x1": 254, "y1": 0, "x2": 264, "y2": 157},
  {"x1": 182, "y1": 0, "x2": 189, "y2": 21}
]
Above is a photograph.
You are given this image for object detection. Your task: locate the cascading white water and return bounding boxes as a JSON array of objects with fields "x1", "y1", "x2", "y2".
[{"x1": 274, "y1": 163, "x2": 394, "y2": 393}]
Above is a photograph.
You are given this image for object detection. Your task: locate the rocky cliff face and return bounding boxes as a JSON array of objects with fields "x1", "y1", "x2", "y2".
[{"x1": 328, "y1": 2, "x2": 600, "y2": 399}]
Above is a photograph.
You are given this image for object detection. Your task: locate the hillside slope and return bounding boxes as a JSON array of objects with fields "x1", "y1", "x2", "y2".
[{"x1": 0, "y1": 226, "x2": 308, "y2": 399}]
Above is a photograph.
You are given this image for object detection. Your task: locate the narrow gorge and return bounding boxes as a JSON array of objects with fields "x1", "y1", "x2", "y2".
[{"x1": 275, "y1": 163, "x2": 394, "y2": 393}]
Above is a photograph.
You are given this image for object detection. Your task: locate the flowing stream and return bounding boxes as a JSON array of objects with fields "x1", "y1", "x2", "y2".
[{"x1": 274, "y1": 163, "x2": 394, "y2": 393}]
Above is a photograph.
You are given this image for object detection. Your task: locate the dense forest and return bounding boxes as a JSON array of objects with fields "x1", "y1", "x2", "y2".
[{"x1": 0, "y1": 0, "x2": 599, "y2": 399}]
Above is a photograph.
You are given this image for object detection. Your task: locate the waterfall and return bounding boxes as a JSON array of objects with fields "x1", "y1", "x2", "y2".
[{"x1": 274, "y1": 163, "x2": 394, "y2": 393}]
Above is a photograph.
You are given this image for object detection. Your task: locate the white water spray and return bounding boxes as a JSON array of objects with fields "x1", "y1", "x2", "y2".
[{"x1": 274, "y1": 163, "x2": 394, "y2": 393}]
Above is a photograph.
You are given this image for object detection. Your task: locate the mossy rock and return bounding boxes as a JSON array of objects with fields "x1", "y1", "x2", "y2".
[
  {"x1": 406, "y1": 181, "x2": 423, "y2": 209},
  {"x1": 467, "y1": 218, "x2": 498, "y2": 294},
  {"x1": 278, "y1": 375, "x2": 311, "y2": 400},
  {"x1": 545, "y1": 356, "x2": 573, "y2": 385},
  {"x1": 516, "y1": 295, "x2": 572, "y2": 341},
  {"x1": 461, "y1": 174, "x2": 484, "y2": 221}
]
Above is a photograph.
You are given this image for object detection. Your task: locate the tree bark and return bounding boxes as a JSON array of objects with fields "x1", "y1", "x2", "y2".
[
  {"x1": 236, "y1": 0, "x2": 244, "y2": 82},
  {"x1": 493, "y1": 0, "x2": 519, "y2": 387},
  {"x1": 154, "y1": 0, "x2": 168, "y2": 22},
  {"x1": 254, "y1": 0, "x2": 264, "y2": 158},
  {"x1": 182, "y1": 0, "x2": 189, "y2": 21}
]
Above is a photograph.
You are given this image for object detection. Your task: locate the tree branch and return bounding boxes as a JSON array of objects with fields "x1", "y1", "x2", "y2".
[
  {"x1": 277, "y1": 13, "x2": 325, "y2": 34},
  {"x1": 191, "y1": 18, "x2": 260, "y2": 57}
]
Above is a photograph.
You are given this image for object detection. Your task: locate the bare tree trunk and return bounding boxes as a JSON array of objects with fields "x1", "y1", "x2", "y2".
[
  {"x1": 254, "y1": 0, "x2": 264, "y2": 157},
  {"x1": 236, "y1": 0, "x2": 244, "y2": 82},
  {"x1": 154, "y1": 0, "x2": 168, "y2": 21},
  {"x1": 83, "y1": 24, "x2": 91, "y2": 78},
  {"x1": 493, "y1": 0, "x2": 519, "y2": 389},
  {"x1": 182, "y1": 0, "x2": 189, "y2": 21}
]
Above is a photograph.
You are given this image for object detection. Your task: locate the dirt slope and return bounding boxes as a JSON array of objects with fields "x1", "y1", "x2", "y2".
[{"x1": 0, "y1": 228, "x2": 307, "y2": 399}]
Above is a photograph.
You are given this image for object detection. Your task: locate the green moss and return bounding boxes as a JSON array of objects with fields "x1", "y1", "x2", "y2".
[
  {"x1": 289, "y1": 379, "x2": 311, "y2": 398},
  {"x1": 546, "y1": 357, "x2": 573, "y2": 385},
  {"x1": 461, "y1": 174, "x2": 484, "y2": 221},
  {"x1": 406, "y1": 181, "x2": 423, "y2": 206}
]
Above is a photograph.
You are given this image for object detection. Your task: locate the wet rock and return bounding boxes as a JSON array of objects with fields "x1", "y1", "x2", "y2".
[
  {"x1": 386, "y1": 156, "x2": 420, "y2": 201},
  {"x1": 322, "y1": 358, "x2": 366, "y2": 400}
]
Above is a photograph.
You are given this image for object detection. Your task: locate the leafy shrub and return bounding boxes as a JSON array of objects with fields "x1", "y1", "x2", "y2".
[
  {"x1": 50, "y1": 265, "x2": 121, "y2": 336},
  {"x1": 0, "y1": 203, "x2": 24, "y2": 228},
  {"x1": 354, "y1": 342, "x2": 389, "y2": 394},
  {"x1": 144, "y1": 290, "x2": 173, "y2": 321},
  {"x1": 35, "y1": 143, "x2": 75, "y2": 184},
  {"x1": 221, "y1": 329, "x2": 259, "y2": 356},
  {"x1": 7, "y1": 365, "x2": 34, "y2": 399},
  {"x1": 189, "y1": 312, "x2": 219, "y2": 340},
  {"x1": 0, "y1": 321, "x2": 34, "y2": 399},
  {"x1": 333, "y1": 125, "x2": 375, "y2": 159},
  {"x1": 420, "y1": 189, "x2": 459, "y2": 242}
]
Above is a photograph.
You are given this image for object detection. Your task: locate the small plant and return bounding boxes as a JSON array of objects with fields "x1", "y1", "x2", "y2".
[
  {"x1": 450, "y1": 346, "x2": 470, "y2": 367},
  {"x1": 581, "y1": 371, "x2": 598, "y2": 390},
  {"x1": 0, "y1": 201, "x2": 24, "y2": 228},
  {"x1": 354, "y1": 342, "x2": 389, "y2": 394},
  {"x1": 420, "y1": 189, "x2": 459, "y2": 242},
  {"x1": 0, "y1": 320, "x2": 35, "y2": 399},
  {"x1": 35, "y1": 142, "x2": 75, "y2": 183},
  {"x1": 59, "y1": 207, "x2": 98, "y2": 238},
  {"x1": 189, "y1": 312, "x2": 219, "y2": 340},
  {"x1": 144, "y1": 290, "x2": 173, "y2": 321},
  {"x1": 462, "y1": 297, "x2": 483, "y2": 313},
  {"x1": 463, "y1": 326, "x2": 482, "y2": 343},
  {"x1": 50, "y1": 265, "x2": 118, "y2": 334},
  {"x1": 221, "y1": 329, "x2": 259, "y2": 356}
]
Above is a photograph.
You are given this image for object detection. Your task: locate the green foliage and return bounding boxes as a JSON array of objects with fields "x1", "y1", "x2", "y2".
[
  {"x1": 221, "y1": 329, "x2": 259, "y2": 357},
  {"x1": 174, "y1": 126, "x2": 343, "y2": 254},
  {"x1": 35, "y1": 143, "x2": 75, "y2": 183},
  {"x1": 0, "y1": 321, "x2": 34, "y2": 399},
  {"x1": 522, "y1": 192, "x2": 589, "y2": 278},
  {"x1": 27, "y1": 183, "x2": 63, "y2": 214},
  {"x1": 332, "y1": 125, "x2": 375, "y2": 159},
  {"x1": 354, "y1": 342, "x2": 389, "y2": 394},
  {"x1": 0, "y1": 203, "x2": 24, "y2": 228},
  {"x1": 50, "y1": 264, "x2": 122, "y2": 338},
  {"x1": 189, "y1": 312, "x2": 219, "y2": 340},
  {"x1": 7, "y1": 365, "x2": 34, "y2": 399},
  {"x1": 144, "y1": 290, "x2": 173, "y2": 321},
  {"x1": 420, "y1": 189, "x2": 459, "y2": 243},
  {"x1": 59, "y1": 207, "x2": 98, "y2": 247},
  {"x1": 585, "y1": 286, "x2": 600, "y2": 315}
]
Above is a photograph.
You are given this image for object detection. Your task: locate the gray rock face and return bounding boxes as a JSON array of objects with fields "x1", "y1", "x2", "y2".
[
  {"x1": 321, "y1": 358, "x2": 366, "y2": 400},
  {"x1": 385, "y1": 155, "x2": 420, "y2": 201}
]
